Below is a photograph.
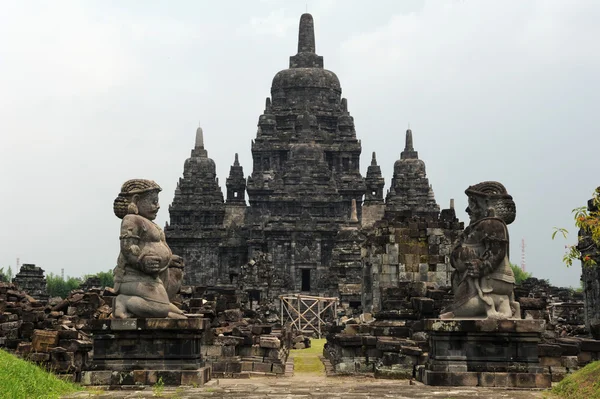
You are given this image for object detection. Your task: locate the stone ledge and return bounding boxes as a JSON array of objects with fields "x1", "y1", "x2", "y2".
[
  {"x1": 87, "y1": 317, "x2": 211, "y2": 332},
  {"x1": 424, "y1": 318, "x2": 545, "y2": 333},
  {"x1": 421, "y1": 370, "x2": 551, "y2": 388},
  {"x1": 81, "y1": 367, "x2": 211, "y2": 387}
]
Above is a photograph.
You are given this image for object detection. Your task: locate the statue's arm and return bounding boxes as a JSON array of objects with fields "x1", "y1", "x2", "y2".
[
  {"x1": 477, "y1": 219, "x2": 508, "y2": 276},
  {"x1": 119, "y1": 215, "x2": 143, "y2": 270}
]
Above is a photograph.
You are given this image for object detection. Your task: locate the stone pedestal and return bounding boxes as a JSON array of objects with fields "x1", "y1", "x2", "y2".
[
  {"x1": 421, "y1": 319, "x2": 551, "y2": 388},
  {"x1": 82, "y1": 318, "x2": 211, "y2": 387}
]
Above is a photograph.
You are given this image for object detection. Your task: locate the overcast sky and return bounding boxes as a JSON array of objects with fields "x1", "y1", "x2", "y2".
[{"x1": 1, "y1": 0, "x2": 598, "y2": 288}]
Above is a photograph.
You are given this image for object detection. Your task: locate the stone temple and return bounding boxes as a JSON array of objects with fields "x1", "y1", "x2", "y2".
[{"x1": 165, "y1": 13, "x2": 459, "y2": 307}]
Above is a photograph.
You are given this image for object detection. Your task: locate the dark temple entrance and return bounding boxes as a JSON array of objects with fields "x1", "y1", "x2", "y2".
[{"x1": 301, "y1": 269, "x2": 311, "y2": 292}]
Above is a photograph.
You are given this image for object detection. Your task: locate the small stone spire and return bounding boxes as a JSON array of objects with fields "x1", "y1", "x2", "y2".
[
  {"x1": 405, "y1": 128, "x2": 414, "y2": 152},
  {"x1": 195, "y1": 124, "x2": 204, "y2": 149},
  {"x1": 400, "y1": 128, "x2": 418, "y2": 160},
  {"x1": 226, "y1": 153, "x2": 246, "y2": 205},
  {"x1": 350, "y1": 199, "x2": 358, "y2": 223},
  {"x1": 450, "y1": 199, "x2": 455, "y2": 209},
  {"x1": 265, "y1": 97, "x2": 272, "y2": 113},
  {"x1": 341, "y1": 98, "x2": 348, "y2": 113},
  {"x1": 298, "y1": 13, "x2": 315, "y2": 53},
  {"x1": 289, "y1": 13, "x2": 323, "y2": 68},
  {"x1": 365, "y1": 152, "x2": 384, "y2": 204}
]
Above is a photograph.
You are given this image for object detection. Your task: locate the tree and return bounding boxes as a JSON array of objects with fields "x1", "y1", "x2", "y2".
[
  {"x1": 46, "y1": 273, "x2": 81, "y2": 298},
  {"x1": 94, "y1": 270, "x2": 114, "y2": 288},
  {"x1": 0, "y1": 266, "x2": 13, "y2": 283},
  {"x1": 510, "y1": 263, "x2": 531, "y2": 285},
  {"x1": 553, "y1": 187, "x2": 600, "y2": 268},
  {"x1": 81, "y1": 270, "x2": 114, "y2": 289}
]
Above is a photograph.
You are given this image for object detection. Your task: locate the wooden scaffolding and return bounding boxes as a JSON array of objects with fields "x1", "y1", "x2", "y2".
[{"x1": 279, "y1": 294, "x2": 338, "y2": 338}]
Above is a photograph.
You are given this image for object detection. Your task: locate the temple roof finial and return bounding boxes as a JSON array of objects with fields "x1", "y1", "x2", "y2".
[
  {"x1": 195, "y1": 123, "x2": 204, "y2": 149},
  {"x1": 298, "y1": 13, "x2": 315, "y2": 53},
  {"x1": 341, "y1": 98, "x2": 348, "y2": 113},
  {"x1": 405, "y1": 128, "x2": 413, "y2": 152},
  {"x1": 234, "y1": 153, "x2": 240, "y2": 166},
  {"x1": 371, "y1": 151, "x2": 377, "y2": 166}
]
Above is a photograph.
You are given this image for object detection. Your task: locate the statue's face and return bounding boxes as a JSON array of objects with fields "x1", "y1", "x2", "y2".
[
  {"x1": 136, "y1": 190, "x2": 160, "y2": 220},
  {"x1": 466, "y1": 196, "x2": 487, "y2": 224}
]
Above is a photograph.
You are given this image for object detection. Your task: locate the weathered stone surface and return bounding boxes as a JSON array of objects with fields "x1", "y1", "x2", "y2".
[
  {"x1": 12, "y1": 264, "x2": 49, "y2": 303},
  {"x1": 112, "y1": 179, "x2": 186, "y2": 319},
  {"x1": 164, "y1": 13, "x2": 367, "y2": 307},
  {"x1": 31, "y1": 329, "x2": 59, "y2": 352},
  {"x1": 440, "y1": 182, "x2": 519, "y2": 320},
  {"x1": 259, "y1": 336, "x2": 281, "y2": 349}
]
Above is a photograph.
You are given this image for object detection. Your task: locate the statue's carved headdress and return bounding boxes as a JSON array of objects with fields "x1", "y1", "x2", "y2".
[
  {"x1": 113, "y1": 179, "x2": 162, "y2": 219},
  {"x1": 465, "y1": 181, "x2": 516, "y2": 225}
]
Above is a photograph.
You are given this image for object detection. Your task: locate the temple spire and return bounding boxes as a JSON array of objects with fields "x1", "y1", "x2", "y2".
[
  {"x1": 195, "y1": 124, "x2": 204, "y2": 149},
  {"x1": 400, "y1": 128, "x2": 418, "y2": 160},
  {"x1": 405, "y1": 128, "x2": 413, "y2": 152},
  {"x1": 234, "y1": 153, "x2": 240, "y2": 166},
  {"x1": 371, "y1": 151, "x2": 377, "y2": 166},
  {"x1": 298, "y1": 13, "x2": 315, "y2": 53}
]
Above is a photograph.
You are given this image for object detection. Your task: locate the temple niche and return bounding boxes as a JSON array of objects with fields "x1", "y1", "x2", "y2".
[{"x1": 165, "y1": 14, "x2": 460, "y2": 311}]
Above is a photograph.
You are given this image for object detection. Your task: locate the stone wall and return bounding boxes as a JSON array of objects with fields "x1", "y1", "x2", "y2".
[
  {"x1": 361, "y1": 204, "x2": 385, "y2": 229},
  {"x1": 362, "y1": 219, "x2": 462, "y2": 314},
  {"x1": 324, "y1": 282, "x2": 452, "y2": 378}
]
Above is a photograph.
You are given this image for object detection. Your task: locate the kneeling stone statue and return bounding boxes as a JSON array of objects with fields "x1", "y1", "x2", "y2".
[
  {"x1": 112, "y1": 179, "x2": 186, "y2": 319},
  {"x1": 440, "y1": 181, "x2": 521, "y2": 320}
]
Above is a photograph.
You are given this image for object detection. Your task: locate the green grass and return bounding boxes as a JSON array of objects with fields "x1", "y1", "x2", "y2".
[
  {"x1": 549, "y1": 361, "x2": 600, "y2": 399},
  {"x1": 0, "y1": 348, "x2": 82, "y2": 399},
  {"x1": 289, "y1": 338, "x2": 325, "y2": 374}
]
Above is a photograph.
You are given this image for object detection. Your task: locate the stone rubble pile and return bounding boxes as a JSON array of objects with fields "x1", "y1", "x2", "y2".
[
  {"x1": 324, "y1": 282, "x2": 452, "y2": 379},
  {"x1": 0, "y1": 282, "x2": 113, "y2": 381},
  {"x1": 292, "y1": 333, "x2": 311, "y2": 350},
  {"x1": 515, "y1": 277, "x2": 586, "y2": 336},
  {"x1": 180, "y1": 286, "x2": 293, "y2": 377}
]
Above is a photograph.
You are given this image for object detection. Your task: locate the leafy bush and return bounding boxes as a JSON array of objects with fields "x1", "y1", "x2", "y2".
[
  {"x1": 46, "y1": 273, "x2": 81, "y2": 298},
  {"x1": 510, "y1": 263, "x2": 531, "y2": 285}
]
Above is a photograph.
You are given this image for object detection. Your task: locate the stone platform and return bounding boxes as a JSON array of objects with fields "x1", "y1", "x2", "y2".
[
  {"x1": 420, "y1": 319, "x2": 551, "y2": 388},
  {"x1": 82, "y1": 317, "x2": 211, "y2": 387}
]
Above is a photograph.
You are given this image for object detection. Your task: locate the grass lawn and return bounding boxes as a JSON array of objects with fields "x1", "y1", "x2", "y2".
[
  {"x1": 289, "y1": 338, "x2": 326, "y2": 374},
  {"x1": 549, "y1": 360, "x2": 600, "y2": 399},
  {"x1": 0, "y1": 348, "x2": 82, "y2": 399}
]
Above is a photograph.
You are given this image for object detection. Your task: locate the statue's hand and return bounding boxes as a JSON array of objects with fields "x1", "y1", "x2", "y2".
[
  {"x1": 169, "y1": 255, "x2": 185, "y2": 269},
  {"x1": 141, "y1": 255, "x2": 162, "y2": 274}
]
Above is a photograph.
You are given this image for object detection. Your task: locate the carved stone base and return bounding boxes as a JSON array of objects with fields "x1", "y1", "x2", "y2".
[
  {"x1": 83, "y1": 318, "x2": 211, "y2": 386},
  {"x1": 421, "y1": 319, "x2": 550, "y2": 388}
]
